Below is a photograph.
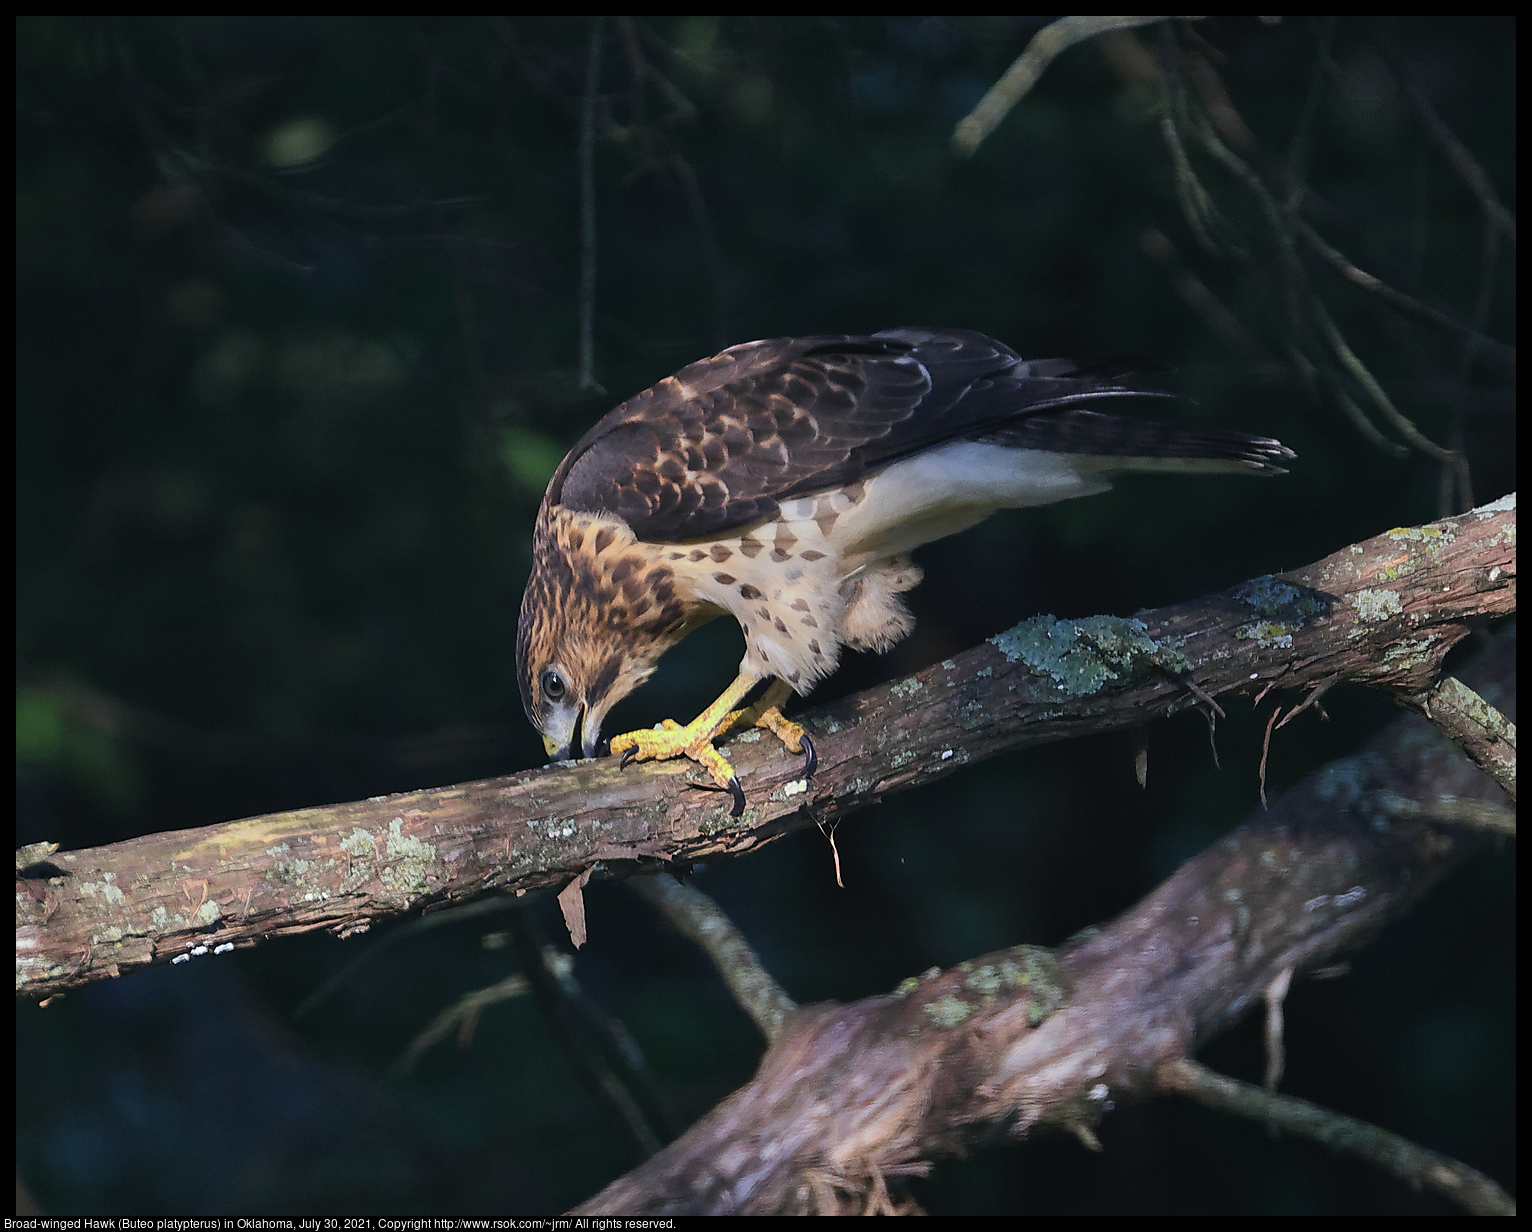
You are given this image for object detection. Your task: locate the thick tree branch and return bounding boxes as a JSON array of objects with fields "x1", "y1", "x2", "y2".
[
  {"x1": 573, "y1": 625, "x2": 1516, "y2": 1215},
  {"x1": 16, "y1": 497, "x2": 1514, "y2": 999}
]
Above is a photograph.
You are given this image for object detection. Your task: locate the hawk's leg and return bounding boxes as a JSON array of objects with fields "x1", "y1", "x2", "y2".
[
  {"x1": 609, "y1": 673, "x2": 761, "y2": 816},
  {"x1": 718, "y1": 679, "x2": 816, "y2": 778}
]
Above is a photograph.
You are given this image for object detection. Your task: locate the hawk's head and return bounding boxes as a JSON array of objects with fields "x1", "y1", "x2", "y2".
[
  {"x1": 517, "y1": 571, "x2": 654, "y2": 764},
  {"x1": 516, "y1": 508, "x2": 699, "y2": 763}
]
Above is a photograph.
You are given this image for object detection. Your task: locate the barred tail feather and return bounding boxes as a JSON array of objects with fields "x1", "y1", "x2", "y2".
[{"x1": 979, "y1": 409, "x2": 1295, "y2": 476}]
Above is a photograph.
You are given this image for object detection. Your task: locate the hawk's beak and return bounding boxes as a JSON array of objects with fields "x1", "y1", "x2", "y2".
[
  {"x1": 543, "y1": 704, "x2": 600, "y2": 763},
  {"x1": 541, "y1": 703, "x2": 583, "y2": 763}
]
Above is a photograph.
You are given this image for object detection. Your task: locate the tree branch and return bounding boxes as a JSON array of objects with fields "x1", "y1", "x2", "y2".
[
  {"x1": 1157, "y1": 1059, "x2": 1514, "y2": 1217},
  {"x1": 572, "y1": 624, "x2": 1516, "y2": 1215},
  {"x1": 16, "y1": 497, "x2": 1515, "y2": 1000},
  {"x1": 952, "y1": 16, "x2": 1194, "y2": 158},
  {"x1": 628, "y1": 876, "x2": 797, "y2": 1042}
]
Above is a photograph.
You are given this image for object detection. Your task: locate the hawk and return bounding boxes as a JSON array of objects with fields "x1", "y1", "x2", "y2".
[{"x1": 517, "y1": 328, "x2": 1292, "y2": 814}]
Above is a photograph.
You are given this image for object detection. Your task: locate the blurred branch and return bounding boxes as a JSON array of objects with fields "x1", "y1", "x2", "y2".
[
  {"x1": 510, "y1": 908, "x2": 666, "y2": 1157},
  {"x1": 1372, "y1": 32, "x2": 1516, "y2": 248},
  {"x1": 16, "y1": 499, "x2": 1514, "y2": 1000},
  {"x1": 629, "y1": 876, "x2": 797, "y2": 1042},
  {"x1": 387, "y1": 946, "x2": 573, "y2": 1078},
  {"x1": 1157, "y1": 1060, "x2": 1515, "y2": 1217},
  {"x1": 578, "y1": 18, "x2": 604, "y2": 395},
  {"x1": 573, "y1": 627, "x2": 1515, "y2": 1215},
  {"x1": 1158, "y1": 29, "x2": 1508, "y2": 514},
  {"x1": 952, "y1": 16, "x2": 1196, "y2": 157},
  {"x1": 1292, "y1": 216, "x2": 1515, "y2": 369}
]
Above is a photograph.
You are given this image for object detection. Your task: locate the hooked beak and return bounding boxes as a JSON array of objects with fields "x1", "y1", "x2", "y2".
[{"x1": 543, "y1": 705, "x2": 601, "y2": 762}]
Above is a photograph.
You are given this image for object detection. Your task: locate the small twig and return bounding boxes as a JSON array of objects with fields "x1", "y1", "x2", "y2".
[
  {"x1": 1174, "y1": 671, "x2": 1227, "y2": 720},
  {"x1": 1308, "y1": 296, "x2": 1457, "y2": 464},
  {"x1": 1157, "y1": 1058, "x2": 1516, "y2": 1216},
  {"x1": 1311, "y1": 231, "x2": 1511, "y2": 368},
  {"x1": 1258, "y1": 702, "x2": 1281, "y2": 809},
  {"x1": 1322, "y1": 375, "x2": 1410, "y2": 458},
  {"x1": 511, "y1": 908, "x2": 663, "y2": 1157},
  {"x1": 1282, "y1": 19, "x2": 1334, "y2": 213},
  {"x1": 1138, "y1": 227, "x2": 1267, "y2": 359},
  {"x1": 1159, "y1": 116, "x2": 1228, "y2": 259},
  {"x1": 1293, "y1": 215, "x2": 1514, "y2": 368},
  {"x1": 1274, "y1": 672, "x2": 1340, "y2": 731},
  {"x1": 629, "y1": 874, "x2": 797, "y2": 1042}
]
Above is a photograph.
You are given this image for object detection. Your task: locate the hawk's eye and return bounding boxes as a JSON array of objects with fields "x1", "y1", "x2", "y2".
[{"x1": 540, "y1": 667, "x2": 568, "y2": 701}]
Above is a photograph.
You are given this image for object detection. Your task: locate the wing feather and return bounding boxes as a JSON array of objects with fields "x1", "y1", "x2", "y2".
[{"x1": 546, "y1": 329, "x2": 1245, "y2": 542}]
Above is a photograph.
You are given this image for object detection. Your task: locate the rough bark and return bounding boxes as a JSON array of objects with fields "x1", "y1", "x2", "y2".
[
  {"x1": 573, "y1": 626, "x2": 1515, "y2": 1215},
  {"x1": 16, "y1": 496, "x2": 1515, "y2": 999}
]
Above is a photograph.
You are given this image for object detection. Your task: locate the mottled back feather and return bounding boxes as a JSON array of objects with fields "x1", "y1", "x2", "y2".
[{"x1": 545, "y1": 329, "x2": 1198, "y2": 543}]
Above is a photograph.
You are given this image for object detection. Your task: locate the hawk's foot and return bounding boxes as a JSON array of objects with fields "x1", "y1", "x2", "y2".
[
  {"x1": 718, "y1": 679, "x2": 816, "y2": 778},
  {"x1": 610, "y1": 722, "x2": 744, "y2": 815},
  {"x1": 609, "y1": 672, "x2": 760, "y2": 816}
]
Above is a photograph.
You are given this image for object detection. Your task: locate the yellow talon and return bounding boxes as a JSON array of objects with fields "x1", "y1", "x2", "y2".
[
  {"x1": 609, "y1": 673, "x2": 760, "y2": 814},
  {"x1": 719, "y1": 679, "x2": 815, "y2": 773},
  {"x1": 608, "y1": 674, "x2": 816, "y2": 815}
]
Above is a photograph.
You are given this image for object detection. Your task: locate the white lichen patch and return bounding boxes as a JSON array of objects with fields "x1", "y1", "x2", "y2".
[
  {"x1": 340, "y1": 829, "x2": 377, "y2": 857},
  {"x1": 385, "y1": 817, "x2": 436, "y2": 862},
  {"x1": 890, "y1": 678, "x2": 925, "y2": 699},
  {"x1": 924, "y1": 994, "x2": 973, "y2": 1027},
  {"x1": 964, "y1": 964, "x2": 1005, "y2": 998},
  {"x1": 1383, "y1": 636, "x2": 1437, "y2": 665},
  {"x1": 1352, "y1": 588, "x2": 1403, "y2": 623},
  {"x1": 79, "y1": 873, "x2": 125, "y2": 907}
]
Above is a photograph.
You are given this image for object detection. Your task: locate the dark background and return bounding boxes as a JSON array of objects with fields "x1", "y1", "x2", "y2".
[{"x1": 16, "y1": 16, "x2": 1514, "y2": 1215}]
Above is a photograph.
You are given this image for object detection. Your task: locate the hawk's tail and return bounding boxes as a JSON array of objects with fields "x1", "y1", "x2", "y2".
[{"x1": 978, "y1": 408, "x2": 1295, "y2": 476}]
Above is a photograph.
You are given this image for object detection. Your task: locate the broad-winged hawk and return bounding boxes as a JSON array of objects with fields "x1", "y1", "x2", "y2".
[{"x1": 517, "y1": 328, "x2": 1293, "y2": 814}]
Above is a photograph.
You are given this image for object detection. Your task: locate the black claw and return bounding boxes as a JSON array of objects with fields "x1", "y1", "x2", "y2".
[
  {"x1": 799, "y1": 733, "x2": 817, "y2": 778},
  {"x1": 727, "y1": 775, "x2": 746, "y2": 817},
  {"x1": 620, "y1": 746, "x2": 638, "y2": 769}
]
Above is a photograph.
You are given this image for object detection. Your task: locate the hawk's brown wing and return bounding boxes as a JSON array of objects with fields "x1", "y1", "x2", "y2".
[{"x1": 546, "y1": 328, "x2": 1190, "y2": 543}]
